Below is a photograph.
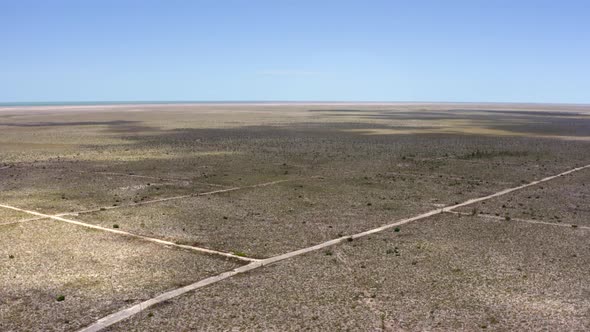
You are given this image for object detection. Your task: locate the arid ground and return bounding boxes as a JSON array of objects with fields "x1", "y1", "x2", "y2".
[{"x1": 1, "y1": 103, "x2": 589, "y2": 331}]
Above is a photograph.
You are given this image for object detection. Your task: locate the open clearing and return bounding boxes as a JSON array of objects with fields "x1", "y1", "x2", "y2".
[{"x1": 1, "y1": 103, "x2": 589, "y2": 331}]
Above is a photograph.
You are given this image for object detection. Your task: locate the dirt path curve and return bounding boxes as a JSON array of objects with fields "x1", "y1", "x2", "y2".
[{"x1": 77, "y1": 163, "x2": 590, "y2": 332}]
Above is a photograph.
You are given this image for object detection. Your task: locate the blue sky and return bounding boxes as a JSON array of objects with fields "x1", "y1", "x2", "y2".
[{"x1": 1, "y1": 0, "x2": 589, "y2": 103}]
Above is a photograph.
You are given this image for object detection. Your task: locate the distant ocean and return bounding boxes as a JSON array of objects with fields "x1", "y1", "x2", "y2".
[
  {"x1": 0, "y1": 101, "x2": 304, "y2": 107},
  {"x1": 0, "y1": 101, "x2": 407, "y2": 107},
  {"x1": 0, "y1": 100, "x2": 264, "y2": 106}
]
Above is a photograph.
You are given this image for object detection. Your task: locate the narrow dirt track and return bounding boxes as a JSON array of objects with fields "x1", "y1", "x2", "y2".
[
  {"x1": 58, "y1": 178, "x2": 299, "y2": 217},
  {"x1": 0, "y1": 178, "x2": 310, "y2": 262},
  {"x1": 446, "y1": 210, "x2": 590, "y2": 230},
  {"x1": 75, "y1": 170, "x2": 228, "y2": 188},
  {"x1": 77, "y1": 163, "x2": 590, "y2": 332},
  {"x1": 0, "y1": 203, "x2": 258, "y2": 263},
  {"x1": 0, "y1": 216, "x2": 48, "y2": 227}
]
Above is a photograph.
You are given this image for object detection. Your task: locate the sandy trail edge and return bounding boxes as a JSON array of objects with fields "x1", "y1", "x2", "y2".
[{"x1": 77, "y1": 163, "x2": 590, "y2": 332}]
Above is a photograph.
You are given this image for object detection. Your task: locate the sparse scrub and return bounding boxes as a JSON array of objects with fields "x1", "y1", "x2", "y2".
[
  {"x1": 460, "y1": 150, "x2": 529, "y2": 159},
  {"x1": 2, "y1": 103, "x2": 589, "y2": 331},
  {"x1": 232, "y1": 251, "x2": 248, "y2": 257},
  {"x1": 387, "y1": 247, "x2": 400, "y2": 256}
]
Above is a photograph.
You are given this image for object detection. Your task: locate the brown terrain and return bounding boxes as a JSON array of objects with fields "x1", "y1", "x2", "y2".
[{"x1": 1, "y1": 103, "x2": 589, "y2": 331}]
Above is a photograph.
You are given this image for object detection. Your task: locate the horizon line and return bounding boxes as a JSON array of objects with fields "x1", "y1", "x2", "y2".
[{"x1": 2, "y1": 100, "x2": 590, "y2": 107}]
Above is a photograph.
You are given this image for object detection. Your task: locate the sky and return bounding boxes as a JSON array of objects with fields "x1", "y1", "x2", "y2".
[{"x1": 1, "y1": 0, "x2": 589, "y2": 103}]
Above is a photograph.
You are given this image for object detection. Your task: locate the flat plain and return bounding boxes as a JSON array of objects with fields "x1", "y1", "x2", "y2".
[{"x1": 1, "y1": 103, "x2": 589, "y2": 331}]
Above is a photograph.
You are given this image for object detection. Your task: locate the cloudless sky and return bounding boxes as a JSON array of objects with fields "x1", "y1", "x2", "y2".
[{"x1": 1, "y1": 0, "x2": 589, "y2": 103}]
